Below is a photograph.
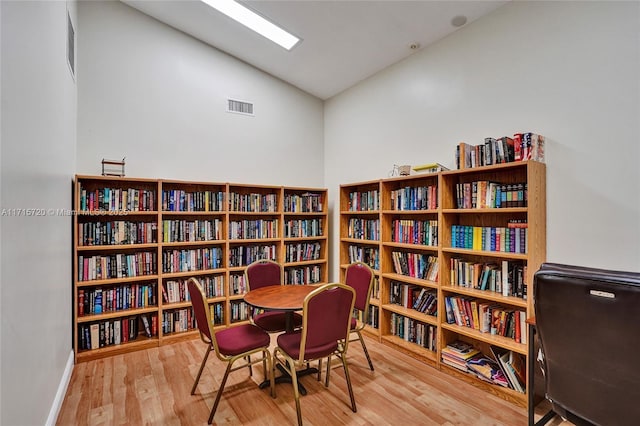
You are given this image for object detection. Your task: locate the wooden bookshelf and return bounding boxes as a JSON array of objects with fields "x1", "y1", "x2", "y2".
[
  {"x1": 73, "y1": 176, "x2": 327, "y2": 362},
  {"x1": 339, "y1": 161, "x2": 546, "y2": 408}
]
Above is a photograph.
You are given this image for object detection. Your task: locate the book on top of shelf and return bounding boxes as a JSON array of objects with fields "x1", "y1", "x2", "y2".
[{"x1": 412, "y1": 162, "x2": 449, "y2": 174}]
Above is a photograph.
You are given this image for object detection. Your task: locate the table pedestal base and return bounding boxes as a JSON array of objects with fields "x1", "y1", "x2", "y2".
[{"x1": 259, "y1": 364, "x2": 319, "y2": 396}]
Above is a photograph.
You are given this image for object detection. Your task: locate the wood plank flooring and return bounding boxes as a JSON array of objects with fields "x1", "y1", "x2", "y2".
[{"x1": 56, "y1": 335, "x2": 571, "y2": 425}]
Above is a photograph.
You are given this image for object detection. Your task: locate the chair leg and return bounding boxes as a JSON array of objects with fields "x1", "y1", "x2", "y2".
[
  {"x1": 317, "y1": 358, "x2": 322, "y2": 381},
  {"x1": 191, "y1": 344, "x2": 212, "y2": 395},
  {"x1": 339, "y1": 353, "x2": 357, "y2": 413},
  {"x1": 247, "y1": 355, "x2": 253, "y2": 376},
  {"x1": 288, "y1": 358, "x2": 303, "y2": 426},
  {"x1": 324, "y1": 355, "x2": 331, "y2": 387},
  {"x1": 266, "y1": 350, "x2": 275, "y2": 399},
  {"x1": 209, "y1": 362, "x2": 233, "y2": 424},
  {"x1": 357, "y1": 330, "x2": 374, "y2": 371}
]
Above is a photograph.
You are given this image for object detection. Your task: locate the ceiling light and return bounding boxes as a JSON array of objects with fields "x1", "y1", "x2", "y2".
[{"x1": 202, "y1": 0, "x2": 300, "y2": 50}]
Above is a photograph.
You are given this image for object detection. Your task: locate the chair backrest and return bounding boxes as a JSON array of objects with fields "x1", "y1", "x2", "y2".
[
  {"x1": 534, "y1": 262, "x2": 640, "y2": 426},
  {"x1": 245, "y1": 259, "x2": 283, "y2": 290},
  {"x1": 187, "y1": 277, "x2": 214, "y2": 344},
  {"x1": 344, "y1": 262, "x2": 374, "y2": 313},
  {"x1": 298, "y1": 283, "x2": 355, "y2": 363}
]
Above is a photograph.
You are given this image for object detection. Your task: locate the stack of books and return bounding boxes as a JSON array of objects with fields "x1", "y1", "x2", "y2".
[
  {"x1": 465, "y1": 353, "x2": 510, "y2": 388},
  {"x1": 441, "y1": 340, "x2": 479, "y2": 372}
]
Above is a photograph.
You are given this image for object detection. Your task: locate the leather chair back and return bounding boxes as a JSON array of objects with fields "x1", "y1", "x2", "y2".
[{"x1": 534, "y1": 263, "x2": 640, "y2": 426}]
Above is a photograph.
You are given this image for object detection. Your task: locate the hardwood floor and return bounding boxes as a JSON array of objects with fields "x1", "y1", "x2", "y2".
[{"x1": 56, "y1": 335, "x2": 570, "y2": 425}]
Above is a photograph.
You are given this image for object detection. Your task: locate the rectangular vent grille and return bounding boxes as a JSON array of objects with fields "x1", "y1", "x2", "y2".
[{"x1": 227, "y1": 99, "x2": 254, "y2": 116}]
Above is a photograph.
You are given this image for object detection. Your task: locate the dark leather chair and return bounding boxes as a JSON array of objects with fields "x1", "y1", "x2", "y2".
[{"x1": 533, "y1": 263, "x2": 640, "y2": 426}]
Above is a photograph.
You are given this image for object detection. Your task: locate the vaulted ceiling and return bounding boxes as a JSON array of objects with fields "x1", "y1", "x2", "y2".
[{"x1": 123, "y1": 0, "x2": 508, "y2": 99}]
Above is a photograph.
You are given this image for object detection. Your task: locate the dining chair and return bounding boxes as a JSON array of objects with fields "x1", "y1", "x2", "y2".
[
  {"x1": 187, "y1": 277, "x2": 274, "y2": 424},
  {"x1": 344, "y1": 261, "x2": 376, "y2": 371},
  {"x1": 245, "y1": 259, "x2": 303, "y2": 333},
  {"x1": 273, "y1": 283, "x2": 357, "y2": 426}
]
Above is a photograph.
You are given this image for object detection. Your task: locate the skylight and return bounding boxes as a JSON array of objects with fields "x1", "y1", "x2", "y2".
[{"x1": 202, "y1": 0, "x2": 300, "y2": 50}]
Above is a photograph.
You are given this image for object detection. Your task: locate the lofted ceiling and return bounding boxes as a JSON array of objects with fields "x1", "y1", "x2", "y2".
[{"x1": 123, "y1": 0, "x2": 509, "y2": 100}]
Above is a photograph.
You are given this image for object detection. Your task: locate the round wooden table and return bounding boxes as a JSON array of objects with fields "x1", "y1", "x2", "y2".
[
  {"x1": 244, "y1": 285, "x2": 319, "y2": 332},
  {"x1": 244, "y1": 284, "x2": 321, "y2": 394}
]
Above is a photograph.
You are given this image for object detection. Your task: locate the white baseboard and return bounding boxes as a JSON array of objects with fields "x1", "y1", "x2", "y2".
[{"x1": 46, "y1": 349, "x2": 74, "y2": 426}]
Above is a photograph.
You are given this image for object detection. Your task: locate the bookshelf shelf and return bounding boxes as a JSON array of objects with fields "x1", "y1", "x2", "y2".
[
  {"x1": 73, "y1": 176, "x2": 328, "y2": 362},
  {"x1": 339, "y1": 160, "x2": 545, "y2": 410},
  {"x1": 76, "y1": 306, "x2": 159, "y2": 323}
]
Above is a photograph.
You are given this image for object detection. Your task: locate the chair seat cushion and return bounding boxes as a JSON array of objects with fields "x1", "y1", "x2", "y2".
[
  {"x1": 255, "y1": 311, "x2": 303, "y2": 333},
  {"x1": 215, "y1": 324, "x2": 270, "y2": 356},
  {"x1": 277, "y1": 330, "x2": 338, "y2": 360}
]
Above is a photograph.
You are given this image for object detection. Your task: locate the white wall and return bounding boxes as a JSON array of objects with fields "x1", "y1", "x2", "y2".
[
  {"x1": 325, "y1": 0, "x2": 640, "y2": 278},
  {"x1": 0, "y1": 1, "x2": 77, "y2": 424},
  {"x1": 77, "y1": 1, "x2": 324, "y2": 186}
]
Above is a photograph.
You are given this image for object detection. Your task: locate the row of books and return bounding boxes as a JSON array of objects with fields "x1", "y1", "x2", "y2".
[
  {"x1": 162, "y1": 219, "x2": 222, "y2": 243},
  {"x1": 79, "y1": 187, "x2": 156, "y2": 212},
  {"x1": 390, "y1": 313, "x2": 437, "y2": 351},
  {"x1": 348, "y1": 190, "x2": 380, "y2": 212},
  {"x1": 284, "y1": 265, "x2": 322, "y2": 285},
  {"x1": 229, "y1": 192, "x2": 278, "y2": 213},
  {"x1": 78, "y1": 252, "x2": 157, "y2": 281},
  {"x1": 390, "y1": 251, "x2": 439, "y2": 282},
  {"x1": 162, "y1": 190, "x2": 225, "y2": 212},
  {"x1": 455, "y1": 181, "x2": 527, "y2": 209},
  {"x1": 455, "y1": 133, "x2": 546, "y2": 169},
  {"x1": 390, "y1": 185, "x2": 438, "y2": 211},
  {"x1": 347, "y1": 218, "x2": 380, "y2": 240},
  {"x1": 166, "y1": 275, "x2": 225, "y2": 301},
  {"x1": 161, "y1": 248, "x2": 223, "y2": 273},
  {"x1": 209, "y1": 303, "x2": 225, "y2": 325},
  {"x1": 162, "y1": 279, "x2": 191, "y2": 304},
  {"x1": 283, "y1": 192, "x2": 324, "y2": 213},
  {"x1": 229, "y1": 273, "x2": 247, "y2": 296},
  {"x1": 450, "y1": 259, "x2": 527, "y2": 299},
  {"x1": 283, "y1": 218, "x2": 324, "y2": 238},
  {"x1": 444, "y1": 296, "x2": 527, "y2": 344},
  {"x1": 389, "y1": 282, "x2": 438, "y2": 316},
  {"x1": 78, "y1": 284, "x2": 157, "y2": 316},
  {"x1": 441, "y1": 340, "x2": 526, "y2": 393},
  {"x1": 285, "y1": 241, "x2": 322, "y2": 263},
  {"x1": 78, "y1": 315, "x2": 155, "y2": 351},
  {"x1": 230, "y1": 301, "x2": 250, "y2": 322},
  {"x1": 451, "y1": 225, "x2": 527, "y2": 254},
  {"x1": 391, "y1": 219, "x2": 438, "y2": 246},
  {"x1": 229, "y1": 219, "x2": 279, "y2": 239},
  {"x1": 366, "y1": 305, "x2": 380, "y2": 329},
  {"x1": 347, "y1": 245, "x2": 379, "y2": 270},
  {"x1": 78, "y1": 221, "x2": 157, "y2": 246},
  {"x1": 162, "y1": 308, "x2": 195, "y2": 334},
  {"x1": 228, "y1": 245, "x2": 276, "y2": 267}
]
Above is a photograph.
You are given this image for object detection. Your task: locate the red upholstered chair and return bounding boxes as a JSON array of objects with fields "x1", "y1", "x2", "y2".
[
  {"x1": 344, "y1": 262, "x2": 375, "y2": 371},
  {"x1": 273, "y1": 283, "x2": 357, "y2": 426},
  {"x1": 187, "y1": 277, "x2": 274, "y2": 424},
  {"x1": 245, "y1": 259, "x2": 303, "y2": 333}
]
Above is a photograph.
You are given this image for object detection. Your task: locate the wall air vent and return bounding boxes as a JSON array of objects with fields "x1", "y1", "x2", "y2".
[{"x1": 227, "y1": 98, "x2": 254, "y2": 116}]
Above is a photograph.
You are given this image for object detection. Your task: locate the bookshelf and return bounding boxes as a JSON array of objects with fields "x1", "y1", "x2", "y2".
[
  {"x1": 74, "y1": 176, "x2": 328, "y2": 362},
  {"x1": 339, "y1": 179, "x2": 382, "y2": 336},
  {"x1": 339, "y1": 161, "x2": 546, "y2": 408}
]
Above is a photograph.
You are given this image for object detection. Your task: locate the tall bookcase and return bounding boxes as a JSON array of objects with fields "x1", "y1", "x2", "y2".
[
  {"x1": 73, "y1": 176, "x2": 327, "y2": 362},
  {"x1": 339, "y1": 161, "x2": 546, "y2": 408}
]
